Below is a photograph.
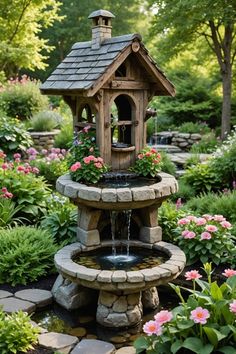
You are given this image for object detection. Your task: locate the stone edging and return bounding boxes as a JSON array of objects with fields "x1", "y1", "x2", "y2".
[
  {"x1": 54, "y1": 241, "x2": 186, "y2": 292},
  {"x1": 56, "y1": 172, "x2": 178, "y2": 202}
]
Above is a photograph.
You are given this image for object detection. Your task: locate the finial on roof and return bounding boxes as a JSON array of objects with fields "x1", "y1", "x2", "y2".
[{"x1": 89, "y1": 9, "x2": 115, "y2": 50}]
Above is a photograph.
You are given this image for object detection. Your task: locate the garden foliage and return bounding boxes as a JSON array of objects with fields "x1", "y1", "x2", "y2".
[
  {"x1": 30, "y1": 110, "x2": 62, "y2": 132},
  {"x1": 0, "y1": 309, "x2": 39, "y2": 354},
  {"x1": 0, "y1": 226, "x2": 57, "y2": 285},
  {"x1": 134, "y1": 264, "x2": 236, "y2": 354},
  {"x1": 132, "y1": 146, "x2": 162, "y2": 177}
]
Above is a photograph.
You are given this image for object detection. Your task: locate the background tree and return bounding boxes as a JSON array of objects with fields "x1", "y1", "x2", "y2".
[
  {"x1": 37, "y1": 0, "x2": 144, "y2": 80},
  {"x1": 148, "y1": 0, "x2": 236, "y2": 139},
  {"x1": 0, "y1": 0, "x2": 63, "y2": 79}
]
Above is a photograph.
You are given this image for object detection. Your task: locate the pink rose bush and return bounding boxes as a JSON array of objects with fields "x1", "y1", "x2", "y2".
[
  {"x1": 176, "y1": 214, "x2": 235, "y2": 265},
  {"x1": 134, "y1": 263, "x2": 236, "y2": 353},
  {"x1": 132, "y1": 146, "x2": 162, "y2": 177}
]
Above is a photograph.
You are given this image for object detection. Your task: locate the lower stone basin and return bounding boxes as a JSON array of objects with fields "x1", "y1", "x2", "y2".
[{"x1": 53, "y1": 240, "x2": 186, "y2": 327}]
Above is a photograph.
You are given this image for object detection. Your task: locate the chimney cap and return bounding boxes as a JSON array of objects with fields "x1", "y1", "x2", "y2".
[{"x1": 88, "y1": 9, "x2": 115, "y2": 19}]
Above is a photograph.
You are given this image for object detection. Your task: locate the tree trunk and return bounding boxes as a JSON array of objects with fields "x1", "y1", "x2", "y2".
[{"x1": 221, "y1": 67, "x2": 232, "y2": 140}]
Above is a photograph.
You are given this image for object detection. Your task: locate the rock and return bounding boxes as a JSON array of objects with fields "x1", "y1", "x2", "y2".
[
  {"x1": 69, "y1": 327, "x2": 87, "y2": 337},
  {"x1": 142, "y1": 287, "x2": 159, "y2": 309},
  {"x1": 71, "y1": 339, "x2": 116, "y2": 354},
  {"x1": 14, "y1": 289, "x2": 52, "y2": 308},
  {"x1": 38, "y1": 332, "x2": 78, "y2": 352},
  {"x1": 115, "y1": 346, "x2": 136, "y2": 354},
  {"x1": 0, "y1": 297, "x2": 36, "y2": 314},
  {"x1": 0, "y1": 290, "x2": 13, "y2": 299},
  {"x1": 99, "y1": 291, "x2": 118, "y2": 307},
  {"x1": 112, "y1": 296, "x2": 128, "y2": 313}
]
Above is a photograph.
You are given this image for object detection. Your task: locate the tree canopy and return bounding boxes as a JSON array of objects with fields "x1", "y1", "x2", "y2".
[
  {"x1": 148, "y1": 0, "x2": 236, "y2": 138},
  {"x1": 0, "y1": 0, "x2": 63, "y2": 79}
]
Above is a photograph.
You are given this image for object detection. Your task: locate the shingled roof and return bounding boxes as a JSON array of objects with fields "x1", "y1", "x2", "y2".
[{"x1": 41, "y1": 34, "x2": 143, "y2": 93}]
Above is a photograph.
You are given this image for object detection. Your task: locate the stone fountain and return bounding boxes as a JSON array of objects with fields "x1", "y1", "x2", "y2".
[{"x1": 41, "y1": 9, "x2": 186, "y2": 328}]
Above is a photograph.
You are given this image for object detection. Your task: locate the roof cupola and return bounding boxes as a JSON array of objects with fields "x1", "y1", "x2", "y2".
[{"x1": 88, "y1": 9, "x2": 115, "y2": 50}]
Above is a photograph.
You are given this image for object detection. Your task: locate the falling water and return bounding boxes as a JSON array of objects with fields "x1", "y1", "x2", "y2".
[
  {"x1": 110, "y1": 210, "x2": 117, "y2": 256},
  {"x1": 125, "y1": 210, "x2": 132, "y2": 256}
]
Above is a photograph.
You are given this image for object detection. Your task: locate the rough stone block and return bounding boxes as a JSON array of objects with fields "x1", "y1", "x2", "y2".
[
  {"x1": 78, "y1": 186, "x2": 101, "y2": 201},
  {"x1": 77, "y1": 227, "x2": 100, "y2": 246},
  {"x1": 70, "y1": 339, "x2": 116, "y2": 354},
  {"x1": 140, "y1": 226, "x2": 162, "y2": 243},
  {"x1": 38, "y1": 332, "x2": 78, "y2": 351},
  {"x1": 101, "y1": 188, "x2": 117, "y2": 202},
  {"x1": 140, "y1": 269, "x2": 160, "y2": 281},
  {"x1": 112, "y1": 270, "x2": 127, "y2": 282},
  {"x1": 117, "y1": 188, "x2": 132, "y2": 202},
  {"x1": 0, "y1": 297, "x2": 36, "y2": 314},
  {"x1": 14, "y1": 289, "x2": 52, "y2": 308},
  {"x1": 126, "y1": 271, "x2": 144, "y2": 283},
  {"x1": 0, "y1": 290, "x2": 13, "y2": 299},
  {"x1": 97, "y1": 271, "x2": 113, "y2": 283},
  {"x1": 132, "y1": 187, "x2": 155, "y2": 201}
]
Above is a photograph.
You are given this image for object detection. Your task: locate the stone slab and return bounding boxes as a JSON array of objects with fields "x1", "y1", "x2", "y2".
[
  {"x1": 0, "y1": 297, "x2": 36, "y2": 314},
  {"x1": 38, "y1": 332, "x2": 78, "y2": 351},
  {"x1": 70, "y1": 339, "x2": 116, "y2": 354},
  {"x1": 115, "y1": 346, "x2": 136, "y2": 354},
  {"x1": 0, "y1": 290, "x2": 13, "y2": 299},
  {"x1": 14, "y1": 289, "x2": 52, "y2": 308}
]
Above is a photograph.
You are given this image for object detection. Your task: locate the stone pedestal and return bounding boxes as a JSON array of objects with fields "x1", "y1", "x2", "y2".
[{"x1": 96, "y1": 290, "x2": 142, "y2": 327}]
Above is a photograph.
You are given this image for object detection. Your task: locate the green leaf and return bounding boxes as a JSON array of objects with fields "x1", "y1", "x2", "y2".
[
  {"x1": 198, "y1": 344, "x2": 214, "y2": 354},
  {"x1": 171, "y1": 339, "x2": 182, "y2": 354},
  {"x1": 218, "y1": 346, "x2": 236, "y2": 354},
  {"x1": 203, "y1": 327, "x2": 227, "y2": 346},
  {"x1": 210, "y1": 282, "x2": 223, "y2": 300},
  {"x1": 133, "y1": 336, "x2": 150, "y2": 353},
  {"x1": 182, "y1": 337, "x2": 204, "y2": 353}
]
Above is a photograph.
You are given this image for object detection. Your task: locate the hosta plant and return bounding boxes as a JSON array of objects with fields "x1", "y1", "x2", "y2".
[
  {"x1": 134, "y1": 263, "x2": 236, "y2": 354},
  {"x1": 175, "y1": 214, "x2": 236, "y2": 265},
  {"x1": 132, "y1": 146, "x2": 162, "y2": 177}
]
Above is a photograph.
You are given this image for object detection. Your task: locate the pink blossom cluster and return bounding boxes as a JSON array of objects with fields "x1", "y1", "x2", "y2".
[
  {"x1": 177, "y1": 214, "x2": 232, "y2": 241},
  {"x1": 0, "y1": 187, "x2": 13, "y2": 199},
  {"x1": 137, "y1": 148, "x2": 161, "y2": 164},
  {"x1": 1, "y1": 157, "x2": 39, "y2": 175},
  {"x1": 143, "y1": 310, "x2": 173, "y2": 336},
  {"x1": 70, "y1": 155, "x2": 105, "y2": 172},
  {"x1": 222, "y1": 269, "x2": 236, "y2": 278},
  {"x1": 26, "y1": 147, "x2": 67, "y2": 162}
]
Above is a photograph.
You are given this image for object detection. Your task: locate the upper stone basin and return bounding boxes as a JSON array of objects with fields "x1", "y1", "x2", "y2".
[{"x1": 56, "y1": 172, "x2": 178, "y2": 210}]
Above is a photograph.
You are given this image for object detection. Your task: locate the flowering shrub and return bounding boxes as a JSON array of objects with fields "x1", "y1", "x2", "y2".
[
  {"x1": 134, "y1": 263, "x2": 236, "y2": 353},
  {"x1": 29, "y1": 147, "x2": 68, "y2": 186},
  {"x1": 175, "y1": 214, "x2": 236, "y2": 265},
  {"x1": 0, "y1": 152, "x2": 50, "y2": 220},
  {"x1": 70, "y1": 155, "x2": 108, "y2": 184},
  {"x1": 132, "y1": 146, "x2": 162, "y2": 177},
  {"x1": 69, "y1": 126, "x2": 108, "y2": 184}
]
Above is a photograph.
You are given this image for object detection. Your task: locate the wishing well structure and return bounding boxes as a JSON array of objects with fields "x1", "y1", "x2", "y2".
[{"x1": 41, "y1": 9, "x2": 186, "y2": 328}]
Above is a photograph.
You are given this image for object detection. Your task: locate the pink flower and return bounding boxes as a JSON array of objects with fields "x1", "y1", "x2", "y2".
[
  {"x1": 143, "y1": 320, "x2": 163, "y2": 336},
  {"x1": 182, "y1": 230, "x2": 190, "y2": 237},
  {"x1": 178, "y1": 218, "x2": 190, "y2": 225},
  {"x1": 83, "y1": 125, "x2": 91, "y2": 133},
  {"x1": 190, "y1": 307, "x2": 210, "y2": 324},
  {"x1": 94, "y1": 162, "x2": 103, "y2": 169},
  {"x1": 205, "y1": 225, "x2": 218, "y2": 232},
  {"x1": 4, "y1": 192, "x2": 13, "y2": 199},
  {"x1": 229, "y1": 300, "x2": 236, "y2": 314},
  {"x1": 213, "y1": 215, "x2": 225, "y2": 222},
  {"x1": 27, "y1": 147, "x2": 38, "y2": 155},
  {"x1": 154, "y1": 310, "x2": 173, "y2": 325},
  {"x1": 222, "y1": 269, "x2": 236, "y2": 278},
  {"x1": 97, "y1": 157, "x2": 104, "y2": 163},
  {"x1": 176, "y1": 198, "x2": 182, "y2": 210},
  {"x1": 32, "y1": 167, "x2": 39, "y2": 174},
  {"x1": 70, "y1": 162, "x2": 81, "y2": 172},
  {"x1": 17, "y1": 165, "x2": 25, "y2": 172},
  {"x1": 220, "y1": 221, "x2": 232, "y2": 229},
  {"x1": 196, "y1": 218, "x2": 207, "y2": 226},
  {"x1": 145, "y1": 152, "x2": 151, "y2": 157},
  {"x1": 0, "y1": 151, "x2": 6, "y2": 159},
  {"x1": 184, "y1": 231, "x2": 196, "y2": 239},
  {"x1": 28, "y1": 155, "x2": 36, "y2": 161},
  {"x1": 89, "y1": 147, "x2": 94, "y2": 152},
  {"x1": 186, "y1": 215, "x2": 197, "y2": 221},
  {"x1": 151, "y1": 148, "x2": 157, "y2": 153},
  {"x1": 1, "y1": 163, "x2": 8, "y2": 170},
  {"x1": 1, "y1": 187, "x2": 7, "y2": 193},
  {"x1": 13, "y1": 153, "x2": 21, "y2": 159},
  {"x1": 202, "y1": 214, "x2": 213, "y2": 221},
  {"x1": 41, "y1": 149, "x2": 48, "y2": 155},
  {"x1": 185, "y1": 270, "x2": 202, "y2": 281},
  {"x1": 200, "y1": 232, "x2": 212, "y2": 240},
  {"x1": 83, "y1": 157, "x2": 91, "y2": 164}
]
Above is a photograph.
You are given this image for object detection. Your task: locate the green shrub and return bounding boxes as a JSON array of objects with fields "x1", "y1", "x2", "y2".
[
  {"x1": 0, "y1": 160, "x2": 50, "y2": 221},
  {"x1": 0, "y1": 309, "x2": 39, "y2": 353},
  {"x1": 0, "y1": 226, "x2": 57, "y2": 285},
  {"x1": 158, "y1": 202, "x2": 187, "y2": 243},
  {"x1": 160, "y1": 151, "x2": 176, "y2": 175},
  {"x1": 54, "y1": 122, "x2": 73, "y2": 148},
  {"x1": 182, "y1": 163, "x2": 219, "y2": 194},
  {"x1": 171, "y1": 179, "x2": 196, "y2": 202},
  {"x1": 178, "y1": 121, "x2": 211, "y2": 134},
  {"x1": 41, "y1": 195, "x2": 77, "y2": 245},
  {"x1": 30, "y1": 110, "x2": 62, "y2": 132},
  {"x1": 0, "y1": 116, "x2": 32, "y2": 155},
  {"x1": 190, "y1": 132, "x2": 219, "y2": 153},
  {"x1": 0, "y1": 198, "x2": 26, "y2": 228},
  {"x1": 0, "y1": 77, "x2": 48, "y2": 120}
]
